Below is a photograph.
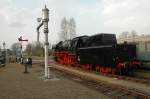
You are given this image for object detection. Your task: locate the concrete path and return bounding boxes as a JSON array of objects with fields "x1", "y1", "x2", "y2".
[{"x1": 0, "y1": 63, "x2": 109, "y2": 99}]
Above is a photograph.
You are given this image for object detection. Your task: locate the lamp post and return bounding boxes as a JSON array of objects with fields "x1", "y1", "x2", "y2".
[{"x1": 37, "y1": 5, "x2": 50, "y2": 78}]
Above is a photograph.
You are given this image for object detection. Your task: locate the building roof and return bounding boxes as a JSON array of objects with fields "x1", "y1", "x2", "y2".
[{"x1": 117, "y1": 34, "x2": 150, "y2": 43}]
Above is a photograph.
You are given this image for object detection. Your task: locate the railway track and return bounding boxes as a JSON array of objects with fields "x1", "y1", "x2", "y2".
[
  {"x1": 78, "y1": 80, "x2": 149, "y2": 99},
  {"x1": 74, "y1": 65, "x2": 150, "y2": 85},
  {"x1": 52, "y1": 68, "x2": 150, "y2": 99},
  {"x1": 67, "y1": 64, "x2": 150, "y2": 85},
  {"x1": 33, "y1": 60, "x2": 150, "y2": 85},
  {"x1": 105, "y1": 74, "x2": 150, "y2": 85},
  {"x1": 33, "y1": 61, "x2": 150, "y2": 98}
]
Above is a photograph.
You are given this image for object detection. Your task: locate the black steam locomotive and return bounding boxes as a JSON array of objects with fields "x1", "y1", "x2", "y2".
[{"x1": 53, "y1": 33, "x2": 140, "y2": 75}]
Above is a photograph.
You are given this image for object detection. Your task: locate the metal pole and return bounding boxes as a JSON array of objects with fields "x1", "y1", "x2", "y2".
[
  {"x1": 37, "y1": 20, "x2": 43, "y2": 43},
  {"x1": 44, "y1": 33, "x2": 49, "y2": 78},
  {"x1": 5, "y1": 46, "x2": 8, "y2": 63},
  {"x1": 42, "y1": 5, "x2": 49, "y2": 78},
  {"x1": 18, "y1": 36, "x2": 28, "y2": 64},
  {"x1": 20, "y1": 44, "x2": 23, "y2": 63},
  {"x1": 3, "y1": 42, "x2": 7, "y2": 64}
]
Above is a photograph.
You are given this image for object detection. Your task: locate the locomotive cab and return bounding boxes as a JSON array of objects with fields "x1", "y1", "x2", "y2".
[{"x1": 70, "y1": 36, "x2": 89, "y2": 54}]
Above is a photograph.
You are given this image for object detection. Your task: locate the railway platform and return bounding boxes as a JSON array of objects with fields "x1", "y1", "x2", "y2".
[{"x1": 0, "y1": 63, "x2": 109, "y2": 99}]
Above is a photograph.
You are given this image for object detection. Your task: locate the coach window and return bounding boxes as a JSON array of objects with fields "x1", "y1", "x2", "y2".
[{"x1": 145, "y1": 41, "x2": 150, "y2": 51}]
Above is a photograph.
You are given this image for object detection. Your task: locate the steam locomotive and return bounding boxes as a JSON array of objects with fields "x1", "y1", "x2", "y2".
[{"x1": 53, "y1": 33, "x2": 140, "y2": 75}]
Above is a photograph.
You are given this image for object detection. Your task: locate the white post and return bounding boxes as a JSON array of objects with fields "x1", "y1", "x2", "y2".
[
  {"x1": 44, "y1": 33, "x2": 49, "y2": 78},
  {"x1": 42, "y1": 5, "x2": 49, "y2": 78}
]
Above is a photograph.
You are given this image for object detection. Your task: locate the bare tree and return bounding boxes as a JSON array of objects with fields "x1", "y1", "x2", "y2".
[
  {"x1": 25, "y1": 43, "x2": 32, "y2": 56},
  {"x1": 60, "y1": 17, "x2": 68, "y2": 41},
  {"x1": 131, "y1": 30, "x2": 138, "y2": 37},
  {"x1": 119, "y1": 31, "x2": 129, "y2": 39},
  {"x1": 11, "y1": 42, "x2": 21, "y2": 56},
  {"x1": 23, "y1": 41, "x2": 44, "y2": 56},
  {"x1": 59, "y1": 17, "x2": 76, "y2": 41},
  {"x1": 11, "y1": 42, "x2": 20, "y2": 50},
  {"x1": 69, "y1": 18, "x2": 76, "y2": 39}
]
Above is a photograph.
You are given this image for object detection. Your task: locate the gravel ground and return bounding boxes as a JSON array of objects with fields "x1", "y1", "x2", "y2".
[
  {"x1": 134, "y1": 70, "x2": 150, "y2": 79},
  {"x1": 0, "y1": 63, "x2": 109, "y2": 99}
]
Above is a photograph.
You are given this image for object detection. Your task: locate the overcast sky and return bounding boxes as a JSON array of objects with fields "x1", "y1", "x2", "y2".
[{"x1": 0, "y1": 0, "x2": 150, "y2": 48}]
